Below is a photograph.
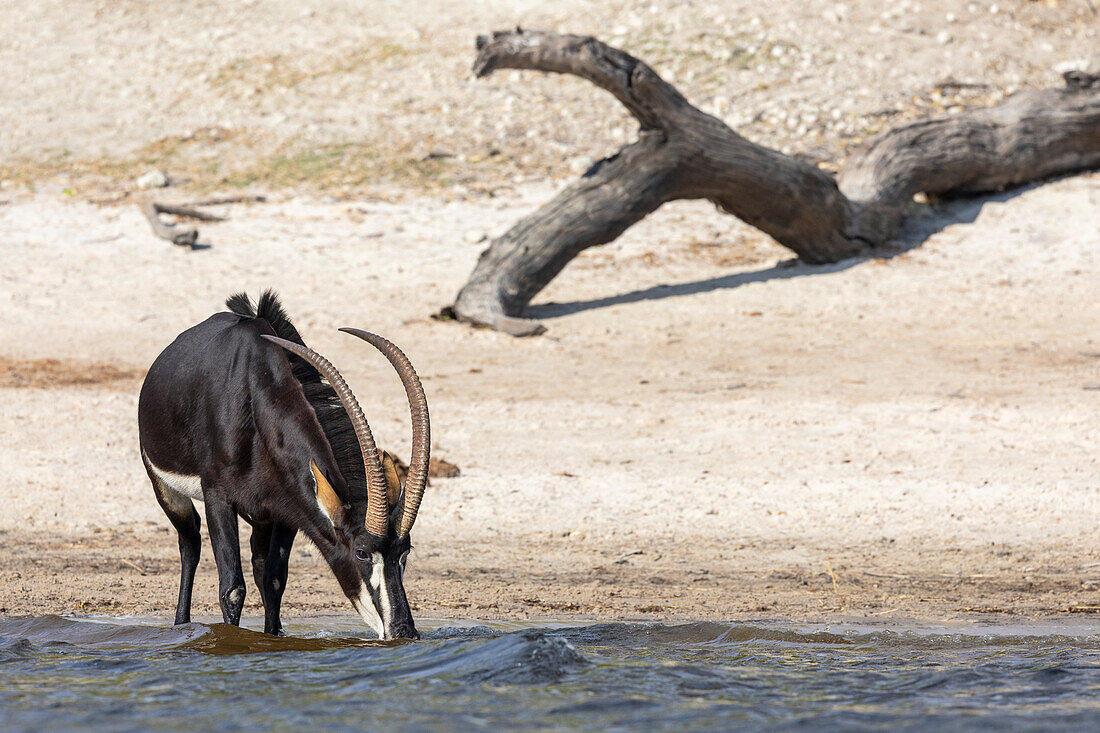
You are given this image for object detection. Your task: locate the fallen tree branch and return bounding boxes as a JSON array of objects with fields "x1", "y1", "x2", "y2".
[
  {"x1": 186, "y1": 194, "x2": 268, "y2": 206},
  {"x1": 141, "y1": 201, "x2": 199, "y2": 247},
  {"x1": 140, "y1": 201, "x2": 229, "y2": 248},
  {"x1": 451, "y1": 29, "x2": 1100, "y2": 334},
  {"x1": 149, "y1": 203, "x2": 227, "y2": 223}
]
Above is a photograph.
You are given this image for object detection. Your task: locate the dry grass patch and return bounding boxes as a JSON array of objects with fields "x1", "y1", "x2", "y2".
[{"x1": 0, "y1": 358, "x2": 145, "y2": 389}]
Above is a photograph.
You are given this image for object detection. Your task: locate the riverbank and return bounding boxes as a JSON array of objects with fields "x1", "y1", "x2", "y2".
[
  {"x1": 2, "y1": 172, "x2": 1098, "y2": 624},
  {"x1": 2, "y1": 0, "x2": 1098, "y2": 627}
]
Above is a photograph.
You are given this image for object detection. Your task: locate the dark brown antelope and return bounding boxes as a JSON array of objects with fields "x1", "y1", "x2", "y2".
[{"x1": 137, "y1": 291, "x2": 429, "y2": 639}]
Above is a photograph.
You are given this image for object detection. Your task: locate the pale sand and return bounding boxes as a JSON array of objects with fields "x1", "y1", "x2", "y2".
[{"x1": 0, "y1": 0, "x2": 1098, "y2": 622}]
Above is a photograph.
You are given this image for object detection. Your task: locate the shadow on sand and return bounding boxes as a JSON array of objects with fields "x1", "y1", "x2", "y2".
[{"x1": 525, "y1": 185, "x2": 1037, "y2": 321}]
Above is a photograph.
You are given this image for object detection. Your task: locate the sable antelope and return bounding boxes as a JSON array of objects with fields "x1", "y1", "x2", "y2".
[{"x1": 137, "y1": 291, "x2": 429, "y2": 639}]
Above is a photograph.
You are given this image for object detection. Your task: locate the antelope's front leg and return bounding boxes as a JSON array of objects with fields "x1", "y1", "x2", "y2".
[
  {"x1": 205, "y1": 498, "x2": 247, "y2": 625},
  {"x1": 249, "y1": 522, "x2": 273, "y2": 605}
]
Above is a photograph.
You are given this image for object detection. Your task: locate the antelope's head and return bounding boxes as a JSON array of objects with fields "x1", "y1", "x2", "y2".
[{"x1": 264, "y1": 329, "x2": 429, "y2": 641}]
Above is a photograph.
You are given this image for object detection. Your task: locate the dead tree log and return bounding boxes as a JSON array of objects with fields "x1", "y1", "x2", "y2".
[{"x1": 451, "y1": 30, "x2": 1100, "y2": 336}]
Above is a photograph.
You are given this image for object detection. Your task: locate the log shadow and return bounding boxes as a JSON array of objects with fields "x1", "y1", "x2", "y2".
[
  {"x1": 889, "y1": 182, "x2": 1037, "y2": 253},
  {"x1": 525, "y1": 185, "x2": 1034, "y2": 321},
  {"x1": 526, "y1": 259, "x2": 860, "y2": 320}
]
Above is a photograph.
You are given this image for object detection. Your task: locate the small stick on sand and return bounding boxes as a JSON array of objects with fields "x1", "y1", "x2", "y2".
[{"x1": 120, "y1": 558, "x2": 148, "y2": 576}]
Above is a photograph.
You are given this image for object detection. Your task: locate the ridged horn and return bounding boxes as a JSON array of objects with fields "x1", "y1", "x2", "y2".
[
  {"x1": 261, "y1": 334, "x2": 390, "y2": 537},
  {"x1": 340, "y1": 328, "x2": 429, "y2": 538}
]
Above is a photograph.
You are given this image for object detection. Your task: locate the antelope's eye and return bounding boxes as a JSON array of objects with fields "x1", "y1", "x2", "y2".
[{"x1": 354, "y1": 548, "x2": 370, "y2": 562}]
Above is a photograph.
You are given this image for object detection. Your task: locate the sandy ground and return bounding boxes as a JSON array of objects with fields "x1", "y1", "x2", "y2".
[{"x1": 1, "y1": 0, "x2": 1099, "y2": 626}]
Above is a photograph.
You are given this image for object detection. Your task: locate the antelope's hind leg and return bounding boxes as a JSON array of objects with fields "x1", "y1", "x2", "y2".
[
  {"x1": 204, "y1": 497, "x2": 247, "y2": 626},
  {"x1": 251, "y1": 523, "x2": 295, "y2": 635},
  {"x1": 144, "y1": 459, "x2": 201, "y2": 625}
]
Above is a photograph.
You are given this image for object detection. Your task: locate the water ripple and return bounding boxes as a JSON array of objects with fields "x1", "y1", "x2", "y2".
[{"x1": 2, "y1": 615, "x2": 1100, "y2": 731}]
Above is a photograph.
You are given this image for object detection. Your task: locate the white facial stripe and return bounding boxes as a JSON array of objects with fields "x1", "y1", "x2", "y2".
[
  {"x1": 369, "y1": 552, "x2": 395, "y2": 632},
  {"x1": 351, "y1": 588, "x2": 385, "y2": 639},
  {"x1": 145, "y1": 454, "x2": 204, "y2": 502}
]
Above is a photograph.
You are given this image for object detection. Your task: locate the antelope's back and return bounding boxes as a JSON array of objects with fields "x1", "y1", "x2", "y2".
[{"x1": 138, "y1": 311, "x2": 275, "y2": 477}]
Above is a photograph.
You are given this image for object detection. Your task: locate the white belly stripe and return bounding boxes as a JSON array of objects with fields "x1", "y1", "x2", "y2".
[{"x1": 146, "y1": 458, "x2": 204, "y2": 502}]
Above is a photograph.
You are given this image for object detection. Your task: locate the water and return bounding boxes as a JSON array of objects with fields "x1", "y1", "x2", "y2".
[{"x1": 4, "y1": 615, "x2": 1100, "y2": 731}]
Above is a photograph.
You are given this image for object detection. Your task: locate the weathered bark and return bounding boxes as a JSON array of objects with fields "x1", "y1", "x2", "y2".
[
  {"x1": 451, "y1": 30, "x2": 1100, "y2": 334},
  {"x1": 454, "y1": 133, "x2": 681, "y2": 335},
  {"x1": 141, "y1": 201, "x2": 226, "y2": 248},
  {"x1": 141, "y1": 201, "x2": 198, "y2": 247}
]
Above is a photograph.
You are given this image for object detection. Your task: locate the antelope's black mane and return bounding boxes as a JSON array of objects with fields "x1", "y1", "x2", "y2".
[{"x1": 226, "y1": 290, "x2": 366, "y2": 512}]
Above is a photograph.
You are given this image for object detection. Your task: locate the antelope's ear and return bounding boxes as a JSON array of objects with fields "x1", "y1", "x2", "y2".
[
  {"x1": 381, "y1": 451, "x2": 403, "y2": 510},
  {"x1": 311, "y1": 460, "x2": 346, "y2": 526}
]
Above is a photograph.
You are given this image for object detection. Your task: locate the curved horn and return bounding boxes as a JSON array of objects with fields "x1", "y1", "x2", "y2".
[
  {"x1": 261, "y1": 334, "x2": 390, "y2": 536},
  {"x1": 340, "y1": 329, "x2": 429, "y2": 538}
]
